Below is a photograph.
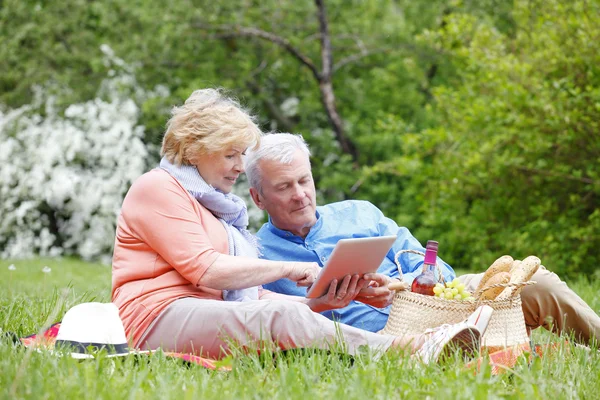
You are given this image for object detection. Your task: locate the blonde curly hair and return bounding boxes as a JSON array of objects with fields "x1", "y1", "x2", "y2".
[{"x1": 161, "y1": 88, "x2": 262, "y2": 165}]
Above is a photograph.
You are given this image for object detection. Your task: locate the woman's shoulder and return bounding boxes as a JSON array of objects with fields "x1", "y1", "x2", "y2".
[
  {"x1": 125, "y1": 168, "x2": 187, "y2": 203},
  {"x1": 131, "y1": 168, "x2": 181, "y2": 190}
]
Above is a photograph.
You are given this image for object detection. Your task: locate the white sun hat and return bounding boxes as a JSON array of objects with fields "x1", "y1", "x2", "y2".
[{"x1": 55, "y1": 302, "x2": 146, "y2": 359}]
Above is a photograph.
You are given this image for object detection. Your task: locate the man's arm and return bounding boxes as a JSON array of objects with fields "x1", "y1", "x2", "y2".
[{"x1": 351, "y1": 202, "x2": 456, "y2": 307}]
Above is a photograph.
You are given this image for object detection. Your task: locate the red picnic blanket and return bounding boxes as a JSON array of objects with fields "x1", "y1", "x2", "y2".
[{"x1": 18, "y1": 323, "x2": 230, "y2": 371}]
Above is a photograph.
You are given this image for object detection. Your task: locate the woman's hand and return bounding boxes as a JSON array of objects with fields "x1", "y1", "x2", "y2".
[
  {"x1": 287, "y1": 262, "x2": 321, "y2": 287},
  {"x1": 306, "y1": 274, "x2": 365, "y2": 313},
  {"x1": 353, "y1": 273, "x2": 395, "y2": 308}
]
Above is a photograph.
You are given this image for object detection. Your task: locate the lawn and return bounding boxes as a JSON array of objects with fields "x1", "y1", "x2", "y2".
[{"x1": 1, "y1": 258, "x2": 599, "y2": 399}]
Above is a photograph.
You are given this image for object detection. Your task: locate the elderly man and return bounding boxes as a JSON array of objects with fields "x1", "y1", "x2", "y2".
[{"x1": 246, "y1": 133, "x2": 600, "y2": 344}]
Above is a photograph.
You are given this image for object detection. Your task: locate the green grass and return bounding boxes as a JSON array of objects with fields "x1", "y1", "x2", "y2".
[{"x1": 1, "y1": 258, "x2": 599, "y2": 399}]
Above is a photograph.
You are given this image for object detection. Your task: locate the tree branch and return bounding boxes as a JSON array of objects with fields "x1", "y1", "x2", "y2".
[
  {"x1": 316, "y1": 0, "x2": 332, "y2": 79},
  {"x1": 193, "y1": 22, "x2": 321, "y2": 80},
  {"x1": 303, "y1": 32, "x2": 367, "y2": 53},
  {"x1": 193, "y1": 5, "x2": 359, "y2": 163},
  {"x1": 333, "y1": 47, "x2": 393, "y2": 73}
]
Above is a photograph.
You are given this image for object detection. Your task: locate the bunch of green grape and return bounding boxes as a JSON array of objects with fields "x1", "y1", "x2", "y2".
[{"x1": 433, "y1": 278, "x2": 475, "y2": 301}]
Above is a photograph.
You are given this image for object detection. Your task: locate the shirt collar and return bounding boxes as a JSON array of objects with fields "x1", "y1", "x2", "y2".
[{"x1": 266, "y1": 209, "x2": 322, "y2": 242}]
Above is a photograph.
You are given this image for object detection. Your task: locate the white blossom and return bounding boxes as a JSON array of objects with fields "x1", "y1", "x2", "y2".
[
  {"x1": 0, "y1": 46, "x2": 164, "y2": 262},
  {"x1": 42, "y1": 266, "x2": 51, "y2": 273},
  {"x1": 8, "y1": 264, "x2": 16, "y2": 271},
  {"x1": 280, "y1": 97, "x2": 299, "y2": 118}
]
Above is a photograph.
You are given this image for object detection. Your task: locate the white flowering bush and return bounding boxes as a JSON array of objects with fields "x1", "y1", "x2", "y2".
[
  {"x1": 0, "y1": 45, "x2": 158, "y2": 263},
  {"x1": 0, "y1": 91, "x2": 148, "y2": 263}
]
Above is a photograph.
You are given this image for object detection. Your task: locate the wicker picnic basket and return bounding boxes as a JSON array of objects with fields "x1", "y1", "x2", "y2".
[{"x1": 380, "y1": 250, "x2": 535, "y2": 351}]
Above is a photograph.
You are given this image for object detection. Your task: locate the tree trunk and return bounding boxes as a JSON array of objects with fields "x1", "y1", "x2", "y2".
[
  {"x1": 319, "y1": 79, "x2": 357, "y2": 159},
  {"x1": 315, "y1": 0, "x2": 358, "y2": 161}
]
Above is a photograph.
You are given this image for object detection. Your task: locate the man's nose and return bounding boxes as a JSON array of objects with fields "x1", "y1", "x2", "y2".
[{"x1": 291, "y1": 184, "x2": 306, "y2": 200}]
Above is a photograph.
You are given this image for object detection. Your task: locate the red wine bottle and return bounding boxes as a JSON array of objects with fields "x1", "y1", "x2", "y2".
[{"x1": 411, "y1": 240, "x2": 439, "y2": 296}]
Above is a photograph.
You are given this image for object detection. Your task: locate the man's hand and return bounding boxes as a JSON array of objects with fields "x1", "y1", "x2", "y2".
[
  {"x1": 354, "y1": 273, "x2": 396, "y2": 308},
  {"x1": 307, "y1": 274, "x2": 365, "y2": 313},
  {"x1": 287, "y1": 262, "x2": 321, "y2": 286}
]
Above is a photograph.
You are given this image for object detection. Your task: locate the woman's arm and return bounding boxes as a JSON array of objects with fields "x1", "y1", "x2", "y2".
[
  {"x1": 198, "y1": 255, "x2": 320, "y2": 290},
  {"x1": 124, "y1": 172, "x2": 321, "y2": 290}
]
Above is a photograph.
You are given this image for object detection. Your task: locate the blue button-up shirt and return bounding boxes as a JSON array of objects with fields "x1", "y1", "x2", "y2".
[{"x1": 257, "y1": 200, "x2": 455, "y2": 332}]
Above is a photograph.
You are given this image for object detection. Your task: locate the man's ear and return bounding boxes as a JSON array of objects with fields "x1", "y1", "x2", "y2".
[{"x1": 249, "y1": 187, "x2": 265, "y2": 210}]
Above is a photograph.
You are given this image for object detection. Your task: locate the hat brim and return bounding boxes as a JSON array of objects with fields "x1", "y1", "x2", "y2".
[
  {"x1": 37, "y1": 349, "x2": 153, "y2": 359},
  {"x1": 68, "y1": 349, "x2": 153, "y2": 359}
]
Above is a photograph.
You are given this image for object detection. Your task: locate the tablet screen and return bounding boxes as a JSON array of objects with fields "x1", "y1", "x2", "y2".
[{"x1": 305, "y1": 235, "x2": 397, "y2": 298}]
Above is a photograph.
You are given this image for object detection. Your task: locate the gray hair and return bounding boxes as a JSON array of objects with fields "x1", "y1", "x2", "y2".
[{"x1": 245, "y1": 133, "x2": 311, "y2": 193}]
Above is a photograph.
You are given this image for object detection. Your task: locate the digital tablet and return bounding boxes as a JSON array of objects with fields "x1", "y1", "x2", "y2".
[{"x1": 305, "y1": 235, "x2": 397, "y2": 298}]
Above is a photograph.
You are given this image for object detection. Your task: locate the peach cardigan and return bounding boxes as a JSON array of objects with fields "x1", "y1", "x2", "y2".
[{"x1": 111, "y1": 169, "x2": 228, "y2": 346}]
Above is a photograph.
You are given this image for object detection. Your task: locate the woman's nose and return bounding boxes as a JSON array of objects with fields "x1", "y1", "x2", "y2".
[{"x1": 235, "y1": 157, "x2": 245, "y2": 172}]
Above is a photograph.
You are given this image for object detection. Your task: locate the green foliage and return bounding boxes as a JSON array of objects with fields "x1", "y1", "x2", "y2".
[
  {"x1": 0, "y1": 0, "x2": 138, "y2": 107},
  {"x1": 393, "y1": 0, "x2": 600, "y2": 276}
]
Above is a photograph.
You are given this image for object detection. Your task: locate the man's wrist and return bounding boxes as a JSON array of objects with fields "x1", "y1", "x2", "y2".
[{"x1": 306, "y1": 298, "x2": 324, "y2": 313}]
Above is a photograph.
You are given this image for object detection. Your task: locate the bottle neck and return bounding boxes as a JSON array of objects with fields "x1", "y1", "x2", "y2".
[
  {"x1": 423, "y1": 250, "x2": 437, "y2": 266},
  {"x1": 422, "y1": 240, "x2": 438, "y2": 274}
]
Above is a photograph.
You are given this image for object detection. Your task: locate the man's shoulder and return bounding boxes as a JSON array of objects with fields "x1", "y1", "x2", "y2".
[
  {"x1": 318, "y1": 200, "x2": 380, "y2": 216},
  {"x1": 255, "y1": 223, "x2": 285, "y2": 255},
  {"x1": 256, "y1": 223, "x2": 270, "y2": 240}
]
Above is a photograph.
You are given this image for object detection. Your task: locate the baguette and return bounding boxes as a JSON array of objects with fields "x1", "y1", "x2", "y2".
[
  {"x1": 509, "y1": 259, "x2": 523, "y2": 274},
  {"x1": 477, "y1": 271, "x2": 511, "y2": 300},
  {"x1": 475, "y1": 255, "x2": 514, "y2": 292},
  {"x1": 508, "y1": 259, "x2": 522, "y2": 277},
  {"x1": 496, "y1": 255, "x2": 541, "y2": 300}
]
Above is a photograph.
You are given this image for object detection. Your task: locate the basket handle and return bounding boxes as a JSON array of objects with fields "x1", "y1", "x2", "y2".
[{"x1": 393, "y1": 249, "x2": 446, "y2": 289}]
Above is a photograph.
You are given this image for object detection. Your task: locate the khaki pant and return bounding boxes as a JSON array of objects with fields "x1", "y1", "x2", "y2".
[
  {"x1": 460, "y1": 267, "x2": 600, "y2": 345},
  {"x1": 137, "y1": 298, "x2": 396, "y2": 359}
]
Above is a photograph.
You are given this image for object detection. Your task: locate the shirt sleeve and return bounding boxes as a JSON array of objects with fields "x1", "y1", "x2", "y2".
[
  {"x1": 370, "y1": 203, "x2": 456, "y2": 284},
  {"x1": 121, "y1": 172, "x2": 222, "y2": 286}
]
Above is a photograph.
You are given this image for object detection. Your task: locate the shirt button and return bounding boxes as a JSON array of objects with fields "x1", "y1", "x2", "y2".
[{"x1": 321, "y1": 256, "x2": 326, "y2": 262}]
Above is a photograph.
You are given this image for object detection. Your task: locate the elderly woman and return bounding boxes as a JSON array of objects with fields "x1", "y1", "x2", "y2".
[{"x1": 111, "y1": 88, "x2": 485, "y2": 363}]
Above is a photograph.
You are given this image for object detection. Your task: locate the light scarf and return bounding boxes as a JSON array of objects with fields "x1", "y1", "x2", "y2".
[{"x1": 159, "y1": 157, "x2": 259, "y2": 301}]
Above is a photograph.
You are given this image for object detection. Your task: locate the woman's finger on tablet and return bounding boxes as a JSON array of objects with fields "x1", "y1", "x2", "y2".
[{"x1": 293, "y1": 262, "x2": 321, "y2": 286}]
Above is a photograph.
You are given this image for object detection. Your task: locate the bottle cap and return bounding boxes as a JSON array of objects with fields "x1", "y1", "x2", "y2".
[{"x1": 426, "y1": 240, "x2": 438, "y2": 252}]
